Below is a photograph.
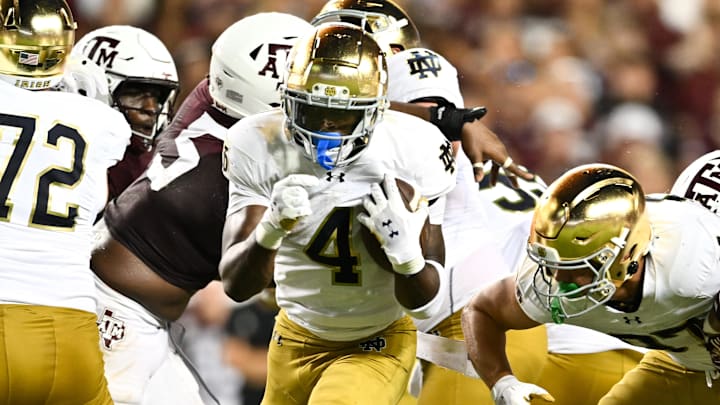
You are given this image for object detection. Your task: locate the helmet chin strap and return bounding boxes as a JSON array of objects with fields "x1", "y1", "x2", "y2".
[{"x1": 314, "y1": 132, "x2": 342, "y2": 170}]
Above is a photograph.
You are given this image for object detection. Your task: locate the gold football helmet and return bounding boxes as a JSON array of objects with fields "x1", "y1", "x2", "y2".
[
  {"x1": 0, "y1": 0, "x2": 76, "y2": 90},
  {"x1": 311, "y1": 0, "x2": 420, "y2": 54},
  {"x1": 526, "y1": 163, "x2": 652, "y2": 323},
  {"x1": 282, "y1": 22, "x2": 388, "y2": 170}
]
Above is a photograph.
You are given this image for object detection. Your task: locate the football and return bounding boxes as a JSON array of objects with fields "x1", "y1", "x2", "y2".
[{"x1": 360, "y1": 177, "x2": 422, "y2": 272}]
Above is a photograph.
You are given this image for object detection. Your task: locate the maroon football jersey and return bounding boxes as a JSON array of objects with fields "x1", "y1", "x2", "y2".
[
  {"x1": 103, "y1": 79, "x2": 238, "y2": 290},
  {"x1": 107, "y1": 147, "x2": 154, "y2": 202}
]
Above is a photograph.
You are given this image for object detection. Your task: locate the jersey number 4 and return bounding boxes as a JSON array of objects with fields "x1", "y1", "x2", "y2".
[
  {"x1": 305, "y1": 207, "x2": 361, "y2": 286},
  {"x1": 0, "y1": 113, "x2": 86, "y2": 229}
]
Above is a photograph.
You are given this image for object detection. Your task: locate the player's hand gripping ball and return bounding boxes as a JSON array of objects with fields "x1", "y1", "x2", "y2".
[{"x1": 359, "y1": 176, "x2": 427, "y2": 272}]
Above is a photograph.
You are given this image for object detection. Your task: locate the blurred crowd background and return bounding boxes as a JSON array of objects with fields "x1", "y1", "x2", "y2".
[
  {"x1": 63, "y1": 0, "x2": 720, "y2": 403},
  {"x1": 67, "y1": 0, "x2": 720, "y2": 194}
]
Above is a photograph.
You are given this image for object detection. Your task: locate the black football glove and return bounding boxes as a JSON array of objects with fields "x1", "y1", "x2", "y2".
[{"x1": 429, "y1": 104, "x2": 488, "y2": 141}]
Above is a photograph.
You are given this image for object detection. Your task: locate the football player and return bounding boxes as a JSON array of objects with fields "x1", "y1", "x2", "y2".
[
  {"x1": 311, "y1": 0, "x2": 533, "y2": 185},
  {"x1": 89, "y1": 13, "x2": 313, "y2": 405},
  {"x1": 462, "y1": 163, "x2": 720, "y2": 405},
  {"x1": 219, "y1": 23, "x2": 456, "y2": 404},
  {"x1": 388, "y1": 47, "x2": 647, "y2": 405},
  {"x1": 72, "y1": 25, "x2": 179, "y2": 200},
  {"x1": 0, "y1": 0, "x2": 131, "y2": 403}
]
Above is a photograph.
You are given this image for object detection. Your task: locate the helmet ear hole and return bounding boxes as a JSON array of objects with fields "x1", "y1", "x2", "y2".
[{"x1": 627, "y1": 260, "x2": 639, "y2": 276}]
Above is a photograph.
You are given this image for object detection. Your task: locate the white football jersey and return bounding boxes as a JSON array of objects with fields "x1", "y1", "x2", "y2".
[
  {"x1": 386, "y1": 46, "x2": 638, "y2": 354},
  {"x1": 413, "y1": 150, "x2": 546, "y2": 332},
  {"x1": 224, "y1": 109, "x2": 456, "y2": 341},
  {"x1": 516, "y1": 196, "x2": 720, "y2": 371},
  {"x1": 0, "y1": 81, "x2": 130, "y2": 313}
]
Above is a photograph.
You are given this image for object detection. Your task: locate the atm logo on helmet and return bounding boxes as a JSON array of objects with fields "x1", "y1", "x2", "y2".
[
  {"x1": 84, "y1": 36, "x2": 121, "y2": 69},
  {"x1": 255, "y1": 43, "x2": 294, "y2": 79}
]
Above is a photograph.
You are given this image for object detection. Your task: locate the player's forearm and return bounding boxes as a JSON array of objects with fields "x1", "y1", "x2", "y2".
[
  {"x1": 461, "y1": 299, "x2": 514, "y2": 389},
  {"x1": 389, "y1": 101, "x2": 431, "y2": 121},
  {"x1": 394, "y1": 261, "x2": 439, "y2": 308},
  {"x1": 394, "y1": 259, "x2": 446, "y2": 321},
  {"x1": 395, "y1": 223, "x2": 446, "y2": 317},
  {"x1": 219, "y1": 239, "x2": 275, "y2": 302}
]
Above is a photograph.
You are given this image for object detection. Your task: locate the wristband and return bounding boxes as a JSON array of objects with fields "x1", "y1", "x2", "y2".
[
  {"x1": 254, "y1": 221, "x2": 288, "y2": 250},
  {"x1": 391, "y1": 256, "x2": 425, "y2": 276}
]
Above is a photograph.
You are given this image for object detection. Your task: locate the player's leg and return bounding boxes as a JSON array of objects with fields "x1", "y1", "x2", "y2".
[
  {"x1": 308, "y1": 316, "x2": 417, "y2": 405},
  {"x1": 535, "y1": 349, "x2": 642, "y2": 405},
  {"x1": 95, "y1": 275, "x2": 170, "y2": 405},
  {"x1": 417, "y1": 310, "x2": 548, "y2": 405},
  {"x1": 599, "y1": 350, "x2": 720, "y2": 404},
  {"x1": 0, "y1": 304, "x2": 113, "y2": 404},
  {"x1": 397, "y1": 390, "x2": 419, "y2": 405},
  {"x1": 261, "y1": 309, "x2": 321, "y2": 405}
]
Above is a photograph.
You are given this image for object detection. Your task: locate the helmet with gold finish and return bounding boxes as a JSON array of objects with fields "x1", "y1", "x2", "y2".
[
  {"x1": 311, "y1": 0, "x2": 420, "y2": 54},
  {"x1": 527, "y1": 163, "x2": 652, "y2": 322},
  {"x1": 0, "y1": 0, "x2": 76, "y2": 90},
  {"x1": 282, "y1": 22, "x2": 388, "y2": 170}
]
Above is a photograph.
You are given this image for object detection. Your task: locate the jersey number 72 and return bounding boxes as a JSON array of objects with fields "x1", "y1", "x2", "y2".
[{"x1": 0, "y1": 113, "x2": 86, "y2": 230}]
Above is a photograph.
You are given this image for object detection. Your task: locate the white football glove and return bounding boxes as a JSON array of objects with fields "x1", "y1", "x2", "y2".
[
  {"x1": 255, "y1": 174, "x2": 319, "y2": 250},
  {"x1": 357, "y1": 174, "x2": 429, "y2": 275},
  {"x1": 53, "y1": 54, "x2": 110, "y2": 104},
  {"x1": 491, "y1": 375, "x2": 555, "y2": 405}
]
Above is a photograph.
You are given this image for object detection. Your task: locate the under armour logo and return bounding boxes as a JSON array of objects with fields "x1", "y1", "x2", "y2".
[
  {"x1": 381, "y1": 219, "x2": 399, "y2": 238},
  {"x1": 359, "y1": 336, "x2": 387, "y2": 352},
  {"x1": 325, "y1": 172, "x2": 345, "y2": 182},
  {"x1": 623, "y1": 316, "x2": 642, "y2": 324},
  {"x1": 406, "y1": 50, "x2": 442, "y2": 79},
  {"x1": 97, "y1": 308, "x2": 126, "y2": 350},
  {"x1": 272, "y1": 331, "x2": 283, "y2": 346},
  {"x1": 439, "y1": 140, "x2": 455, "y2": 174}
]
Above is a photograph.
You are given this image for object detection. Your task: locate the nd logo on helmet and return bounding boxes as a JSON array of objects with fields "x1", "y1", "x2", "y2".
[
  {"x1": 324, "y1": 86, "x2": 337, "y2": 97},
  {"x1": 538, "y1": 247, "x2": 547, "y2": 257}
]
